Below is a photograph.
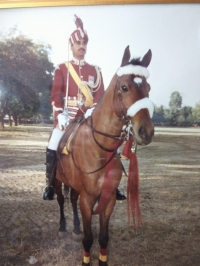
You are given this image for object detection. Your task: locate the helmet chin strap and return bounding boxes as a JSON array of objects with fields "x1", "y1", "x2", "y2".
[{"x1": 127, "y1": 97, "x2": 154, "y2": 118}]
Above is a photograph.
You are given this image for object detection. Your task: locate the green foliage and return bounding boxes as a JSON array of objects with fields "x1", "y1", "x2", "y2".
[
  {"x1": 0, "y1": 28, "x2": 54, "y2": 127},
  {"x1": 192, "y1": 102, "x2": 200, "y2": 123},
  {"x1": 169, "y1": 91, "x2": 182, "y2": 111},
  {"x1": 168, "y1": 91, "x2": 182, "y2": 126},
  {"x1": 151, "y1": 91, "x2": 199, "y2": 126},
  {"x1": 178, "y1": 106, "x2": 193, "y2": 125},
  {"x1": 152, "y1": 105, "x2": 166, "y2": 124}
]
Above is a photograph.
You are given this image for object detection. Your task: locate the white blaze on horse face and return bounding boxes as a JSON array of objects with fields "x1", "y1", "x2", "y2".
[
  {"x1": 127, "y1": 97, "x2": 154, "y2": 118},
  {"x1": 117, "y1": 65, "x2": 149, "y2": 79},
  {"x1": 134, "y1": 77, "x2": 142, "y2": 84}
]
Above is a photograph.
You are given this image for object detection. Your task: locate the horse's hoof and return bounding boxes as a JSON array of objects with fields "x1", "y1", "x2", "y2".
[
  {"x1": 99, "y1": 260, "x2": 108, "y2": 266},
  {"x1": 82, "y1": 262, "x2": 90, "y2": 266},
  {"x1": 58, "y1": 230, "x2": 67, "y2": 239},
  {"x1": 72, "y1": 231, "x2": 82, "y2": 241},
  {"x1": 43, "y1": 186, "x2": 55, "y2": 200}
]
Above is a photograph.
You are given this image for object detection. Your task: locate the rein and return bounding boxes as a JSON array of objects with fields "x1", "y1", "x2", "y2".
[
  {"x1": 70, "y1": 77, "x2": 133, "y2": 174},
  {"x1": 70, "y1": 127, "x2": 123, "y2": 174},
  {"x1": 85, "y1": 116, "x2": 121, "y2": 152},
  {"x1": 82, "y1": 77, "x2": 133, "y2": 154}
]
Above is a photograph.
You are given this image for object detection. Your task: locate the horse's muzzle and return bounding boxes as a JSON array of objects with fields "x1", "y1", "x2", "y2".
[
  {"x1": 133, "y1": 121, "x2": 154, "y2": 145},
  {"x1": 138, "y1": 124, "x2": 154, "y2": 145}
]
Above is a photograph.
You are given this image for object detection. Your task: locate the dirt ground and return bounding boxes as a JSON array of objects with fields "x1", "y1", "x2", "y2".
[{"x1": 0, "y1": 125, "x2": 199, "y2": 266}]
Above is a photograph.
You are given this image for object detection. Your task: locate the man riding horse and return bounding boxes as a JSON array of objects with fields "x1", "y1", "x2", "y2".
[{"x1": 43, "y1": 15, "x2": 126, "y2": 201}]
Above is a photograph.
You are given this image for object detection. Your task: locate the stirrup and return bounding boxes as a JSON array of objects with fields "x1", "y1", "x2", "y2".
[{"x1": 43, "y1": 185, "x2": 55, "y2": 200}]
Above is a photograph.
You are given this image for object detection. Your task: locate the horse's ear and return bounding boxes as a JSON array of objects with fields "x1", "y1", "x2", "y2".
[
  {"x1": 141, "y1": 49, "x2": 152, "y2": 68},
  {"x1": 121, "y1": 46, "x2": 131, "y2": 67}
]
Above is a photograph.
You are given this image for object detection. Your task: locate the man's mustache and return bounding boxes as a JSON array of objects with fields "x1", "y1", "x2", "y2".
[{"x1": 78, "y1": 48, "x2": 85, "y2": 52}]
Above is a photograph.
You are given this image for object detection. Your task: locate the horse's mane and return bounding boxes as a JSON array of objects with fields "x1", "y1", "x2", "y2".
[{"x1": 129, "y1": 57, "x2": 142, "y2": 66}]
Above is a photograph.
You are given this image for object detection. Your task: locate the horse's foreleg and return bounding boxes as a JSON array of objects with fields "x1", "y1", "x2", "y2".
[
  {"x1": 80, "y1": 195, "x2": 94, "y2": 266},
  {"x1": 55, "y1": 178, "x2": 67, "y2": 237},
  {"x1": 98, "y1": 194, "x2": 116, "y2": 266},
  {"x1": 70, "y1": 188, "x2": 81, "y2": 237}
]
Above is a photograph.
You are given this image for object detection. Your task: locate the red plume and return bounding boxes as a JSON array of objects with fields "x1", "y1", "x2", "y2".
[{"x1": 74, "y1": 14, "x2": 84, "y2": 30}]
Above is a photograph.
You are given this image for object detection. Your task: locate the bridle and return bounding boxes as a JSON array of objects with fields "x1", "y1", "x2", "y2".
[
  {"x1": 70, "y1": 76, "x2": 135, "y2": 174},
  {"x1": 114, "y1": 78, "x2": 135, "y2": 140},
  {"x1": 85, "y1": 116, "x2": 122, "y2": 152},
  {"x1": 115, "y1": 81, "x2": 129, "y2": 123},
  {"x1": 84, "y1": 76, "x2": 134, "y2": 152}
]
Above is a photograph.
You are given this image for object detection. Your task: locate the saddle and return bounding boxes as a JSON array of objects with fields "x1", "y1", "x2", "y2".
[{"x1": 57, "y1": 117, "x2": 84, "y2": 156}]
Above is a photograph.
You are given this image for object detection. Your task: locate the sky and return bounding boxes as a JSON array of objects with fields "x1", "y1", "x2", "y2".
[{"x1": 1, "y1": 3, "x2": 200, "y2": 108}]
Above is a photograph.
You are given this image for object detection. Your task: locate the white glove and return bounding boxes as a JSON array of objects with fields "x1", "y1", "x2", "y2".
[
  {"x1": 57, "y1": 112, "x2": 70, "y2": 130},
  {"x1": 84, "y1": 107, "x2": 95, "y2": 118}
]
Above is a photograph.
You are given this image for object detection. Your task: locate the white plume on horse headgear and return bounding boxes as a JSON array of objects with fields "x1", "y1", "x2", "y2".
[
  {"x1": 69, "y1": 14, "x2": 88, "y2": 44},
  {"x1": 127, "y1": 97, "x2": 154, "y2": 118},
  {"x1": 117, "y1": 64, "x2": 149, "y2": 79}
]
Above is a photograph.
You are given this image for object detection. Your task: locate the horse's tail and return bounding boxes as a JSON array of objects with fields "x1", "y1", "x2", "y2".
[
  {"x1": 127, "y1": 152, "x2": 142, "y2": 228},
  {"x1": 122, "y1": 137, "x2": 142, "y2": 228}
]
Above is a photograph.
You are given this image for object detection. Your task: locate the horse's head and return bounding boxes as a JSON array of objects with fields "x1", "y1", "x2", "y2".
[{"x1": 116, "y1": 46, "x2": 154, "y2": 145}]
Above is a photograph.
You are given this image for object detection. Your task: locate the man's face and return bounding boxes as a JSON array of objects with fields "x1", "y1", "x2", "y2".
[{"x1": 71, "y1": 39, "x2": 87, "y2": 60}]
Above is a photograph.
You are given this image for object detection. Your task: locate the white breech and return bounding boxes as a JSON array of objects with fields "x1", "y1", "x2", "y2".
[{"x1": 48, "y1": 128, "x2": 64, "y2": 150}]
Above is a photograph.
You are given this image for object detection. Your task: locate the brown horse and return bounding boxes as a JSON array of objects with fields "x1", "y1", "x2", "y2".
[{"x1": 55, "y1": 46, "x2": 154, "y2": 266}]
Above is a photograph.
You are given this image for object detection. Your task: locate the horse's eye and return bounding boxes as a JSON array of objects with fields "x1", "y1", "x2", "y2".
[{"x1": 121, "y1": 85, "x2": 128, "y2": 92}]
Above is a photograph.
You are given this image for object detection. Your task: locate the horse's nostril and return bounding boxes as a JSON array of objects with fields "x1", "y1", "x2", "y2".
[
  {"x1": 139, "y1": 126, "x2": 146, "y2": 139},
  {"x1": 138, "y1": 126, "x2": 154, "y2": 142}
]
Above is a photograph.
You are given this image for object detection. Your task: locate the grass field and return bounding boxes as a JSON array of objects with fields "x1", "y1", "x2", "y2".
[{"x1": 0, "y1": 125, "x2": 199, "y2": 266}]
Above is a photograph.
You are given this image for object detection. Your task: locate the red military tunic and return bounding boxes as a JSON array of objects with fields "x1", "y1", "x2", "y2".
[{"x1": 50, "y1": 58, "x2": 105, "y2": 128}]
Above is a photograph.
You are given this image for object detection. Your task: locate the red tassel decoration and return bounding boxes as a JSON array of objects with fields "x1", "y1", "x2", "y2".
[{"x1": 122, "y1": 136, "x2": 142, "y2": 228}]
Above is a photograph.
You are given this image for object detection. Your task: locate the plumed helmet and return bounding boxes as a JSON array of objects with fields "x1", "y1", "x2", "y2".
[{"x1": 69, "y1": 15, "x2": 89, "y2": 45}]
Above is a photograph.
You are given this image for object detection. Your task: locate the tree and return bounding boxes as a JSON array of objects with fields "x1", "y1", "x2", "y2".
[
  {"x1": 192, "y1": 102, "x2": 200, "y2": 123},
  {"x1": 179, "y1": 106, "x2": 192, "y2": 125},
  {"x1": 168, "y1": 91, "x2": 182, "y2": 126},
  {"x1": 169, "y1": 91, "x2": 182, "y2": 110},
  {"x1": 152, "y1": 105, "x2": 165, "y2": 124},
  {"x1": 0, "y1": 28, "x2": 54, "y2": 128}
]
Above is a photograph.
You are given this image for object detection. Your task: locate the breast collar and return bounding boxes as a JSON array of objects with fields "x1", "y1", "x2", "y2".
[{"x1": 71, "y1": 57, "x2": 86, "y2": 66}]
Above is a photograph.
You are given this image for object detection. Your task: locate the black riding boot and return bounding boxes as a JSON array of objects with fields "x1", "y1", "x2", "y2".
[
  {"x1": 116, "y1": 189, "x2": 126, "y2": 200},
  {"x1": 43, "y1": 148, "x2": 56, "y2": 200}
]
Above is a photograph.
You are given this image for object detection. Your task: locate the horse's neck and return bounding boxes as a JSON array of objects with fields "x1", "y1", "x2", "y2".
[{"x1": 92, "y1": 74, "x2": 123, "y2": 139}]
